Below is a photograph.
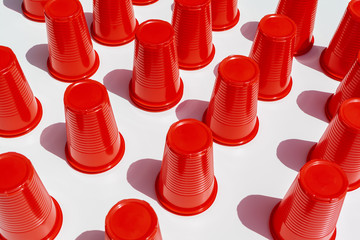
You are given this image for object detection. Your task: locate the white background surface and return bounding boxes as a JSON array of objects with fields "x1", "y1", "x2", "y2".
[{"x1": 1, "y1": 0, "x2": 360, "y2": 239}]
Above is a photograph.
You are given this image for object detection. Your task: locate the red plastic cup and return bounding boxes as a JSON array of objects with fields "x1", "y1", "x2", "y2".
[
  {"x1": 44, "y1": 0, "x2": 100, "y2": 82},
  {"x1": 129, "y1": 20, "x2": 184, "y2": 112},
  {"x1": 320, "y1": 0, "x2": 360, "y2": 81},
  {"x1": 270, "y1": 159, "x2": 348, "y2": 240},
  {"x1": 326, "y1": 52, "x2": 360, "y2": 120},
  {"x1": 64, "y1": 79, "x2": 125, "y2": 174},
  {"x1": 249, "y1": 14, "x2": 296, "y2": 101},
  {"x1": 0, "y1": 46, "x2": 43, "y2": 138},
  {"x1": 22, "y1": 0, "x2": 48, "y2": 22},
  {"x1": 204, "y1": 55, "x2": 259, "y2": 146},
  {"x1": 0, "y1": 152, "x2": 63, "y2": 240},
  {"x1": 276, "y1": 0, "x2": 318, "y2": 56},
  {"x1": 310, "y1": 98, "x2": 360, "y2": 191},
  {"x1": 105, "y1": 199, "x2": 162, "y2": 240},
  {"x1": 172, "y1": 0, "x2": 215, "y2": 70},
  {"x1": 92, "y1": 0, "x2": 138, "y2": 46},
  {"x1": 211, "y1": 0, "x2": 240, "y2": 31},
  {"x1": 156, "y1": 119, "x2": 217, "y2": 215},
  {"x1": 132, "y1": 0, "x2": 158, "y2": 5}
]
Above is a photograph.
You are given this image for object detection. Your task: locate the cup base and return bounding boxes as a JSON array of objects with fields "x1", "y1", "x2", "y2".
[
  {"x1": 21, "y1": 3, "x2": 45, "y2": 22},
  {"x1": 129, "y1": 79, "x2": 184, "y2": 112},
  {"x1": 0, "y1": 98, "x2": 43, "y2": 138},
  {"x1": 325, "y1": 94, "x2": 335, "y2": 121},
  {"x1": 132, "y1": 0, "x2": 158, "y2": 5},
  {"x1": 43, "y1": 196, "x2": 63, "y2": 240},
  {"x1": 319, "y1": 48, "x2": 344, "y2": 81},
  {"x1": 65, "y1": 132, "x2": 125, "y2": 174},
  {"x1": 258, "y1": 77, "x2": 293, "y2": 101},
  {"x1": 47, "y1": 51, "x2": 100, "y2": 82},
  {"x1": 179, "y1": 44, "x2": 216, "y2": 70},
  {"x1": 348, "y1": 179, "x2": 360, "y2": 192},
  {"x1": 294, "y1": 35, "x2": 314, "y2": 56},
  {"x1": 91, "y1": 20, "x2": 139, "y2": 46},
  {"x1": 212, "y1": 9, "x2": 240, "y2": 31},
  {"x1": 155, "y1": 175, "x2": 218, "y2": 216}
]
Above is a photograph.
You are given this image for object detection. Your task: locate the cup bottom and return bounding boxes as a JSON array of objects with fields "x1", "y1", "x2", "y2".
[
  {"x1": 21, "y1": 3, "x2": 45, "y2": 22},
  {"x1": 319, "y1": 48, "x2": 343, "y2": 81},
  {"x1": 132, "y1": 0, "x2": 158, "y2": 5},
  {"x1": 179, "y1": 45, "x2": 216, "y2": 70},
  {"x1": 294, "y1": 35, "x2": 314, "y2": 56},
  {"x1": 212, "y1": 9, "x2": 240, "y2": 31},
  {"x1": 258, "y1": 77, "x2": 293, "y2": 101}
]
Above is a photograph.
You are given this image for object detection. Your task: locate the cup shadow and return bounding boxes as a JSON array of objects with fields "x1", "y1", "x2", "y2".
[
  {"x1": 240, "y1": 21, "x2": 259, "y2": 42},
  {"x1": 296, "y1": 90, "x2": 332, "y2": 123},
  {"x1": 277, "y1": 139, "x2": 316, "y2": 172},
  {"x1": 40, "y1": 122, "x2": 67, "y2": 161},
  {"x1": 237, "y1": 194, "x2": 281, "y2": 240},
  {"x1": 175, "y1": 99, "x2": 209, "y2": 121},
  {"x1": 75, "y1": 230, "x2": 105, "y2": 240},
  {"x1": 26, "y1": 44, "x2": 49, "y2": 73},
  {"x1": 3, "y1": 0, "x2": 23, "y2": 15},
  {"x1": 84, "y1": 12, "x2": 93, "y2": 32},
  {"x1": 127, "y1": 158, "x2": 162, "y2": 202},
  {"x1": 103, "y1": 69, "x2": 133, "y2": 103},
  {"x1": 295, "y1": 45, "x2": 325, "y2": 73}
]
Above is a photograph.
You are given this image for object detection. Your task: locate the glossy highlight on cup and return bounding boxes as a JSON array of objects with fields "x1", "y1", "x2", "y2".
[
  {"x1": 276, "y1": 0, "x2": 318, "y2": 55},
  {"x1": 130, "y1": 20, "x2": 183, "y2": 112},
  {"x1": 44, "y1": 0, "x2": 99, "y2": 81},
  {"x1": 0, "y1": 152, "x2": 63, "y2": 240},
  {"x1": 156, "y1": 119, "x2": 217, "y2": 215},
  {"x1": 249, "y1": 14, "x2": 296, "y2": 101},
  {"x1": 64, "y1": 79, "x2": 125, "y2": 174},
  {"x1": 320, "y1": 0, "x2": 360, "y2": 81},
  {"x1": 270, "y1": 159, "x2": 348, "y2": 240},
  {"x1": 92, "y1": 0, "x2": 138, "y2": 46},
  {"x1": 105, "y1": 199, "x2": 162, "y2": 240},
  {"x1": 22, "y1": 0, "x2": 48, "y2": 22},
  {"x1": 204, "y1": 55, "x2": 259, "y2": 146},
  {"x1": 211, "y1": 0, "x2": 240, "y2": 31},
  {"x1": 0, "y1": 46, "x2": 42, "y2": 138},
  {"x1": 310, "y1": 98, "x2": 360, "y2": 191},
  {"x1": 172, "y1": 0, "x2": 215, "y2": 70}
]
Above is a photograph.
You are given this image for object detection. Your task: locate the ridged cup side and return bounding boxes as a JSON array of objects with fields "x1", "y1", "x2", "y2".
[{"x1": 211, "y1": 0, "x2": 239, "y2": 30}]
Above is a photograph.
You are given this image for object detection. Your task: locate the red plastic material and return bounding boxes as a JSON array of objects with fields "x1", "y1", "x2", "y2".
[
  {"x1": 0, "y1": 46, "x2": 43, "y2": 138},
  {"x1": 92, "y1": 0, "x2": 138, "y2": 46},
  {"x1": 22, "y1": 0, "x2": 48, "y2": 22},
  {"x1": 156, "y1": 119, "x2": 217, "y2": 215},
  {"x1": 0, "y1": 152, "x2": 63, "y2": 240},
  {"x1": 320, "y1": 0, "x2": 360, "y2": 81},
  {"x1": 204, "y1": 55, "x2": 259, "y2": 146},
  {"x1": 130, "y1": 20, "x2": 183, "y2": 112},
  {"x1": 132, "y1": 0, "x2": 158, "y2": 5},
  {"x1": 172, "y1": 0, "x2": 215, "y2": 70},
  {"x1": 64, "y1": 80, "x2": 125, "y2": 174},
  {"x1": 105, "y1": 199, "x2": 162, "y2": 240},
  {"x1": 270, "y1": 159, "x2": 348, "y2": 240},
  {"x1": 211, "y1": 0, "x2": 240, "y2": 31},
  {"x1": 326, "y1": 52, "x2": 360, "y2": 120},
  {"x1": 276, "y1": 0, "x2": 318, "y2": 56},
  {"x1": 249, "y1": 14, "x2": 296, "y2": 101},
  {"x1": 310, "y1": 98, "x2": 360, "y2": 191},
  {"x1": 44, "y1": 0, "x2": 99, "y2": 82}
]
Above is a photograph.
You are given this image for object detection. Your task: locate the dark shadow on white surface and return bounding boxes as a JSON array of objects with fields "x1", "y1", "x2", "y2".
[
  {"x1": 240, "y1": 21, "x2": 259, "y2": 42},
  {"x1": 277, "y1": 139, "x2": 316, "y2": 172},
  {"x1": 103, "y1": 69, "x2": 133, "y2": 102},
  {"x1": 213, "y1": 62, "x2": 219, "y2": 77},
  {"x1": 40, "y1": 122, "x2": 67, "y2": 161},
  {"x1": 26, "y1": 44, "x2": 49, "y2": 73},
  {"x1": 171, "y1": 2, "x2": 174, "y2": 11},
  {"x1": 127, "y1": 158, "x2": 162, "y2": 201},
  {"x1": 3, "y1": 0, "x2": 23, "y2": 15},
  {"x1": 175, "y1": 99, "x2": 209, "y2": 121},
  {"x1": 295, "y1": 45, "x2": 325, "y2": 73},
  {"x1": 296, "y1": 90, "x2": 332, "y2": 123},
  {"x1": 238, "y1": 194, "x2": 281, "y2": 240},
  {"x1": 75, "y1": 230, "x2": 105, "y2": 240},
  {"x1": 84, "y1": 12, "x2": 93, "y2": 31}
]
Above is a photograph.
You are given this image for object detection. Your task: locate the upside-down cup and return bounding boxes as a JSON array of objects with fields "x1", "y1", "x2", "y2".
[
  {"x1": 320, "y1": 0, "x2": 360, "y2": 81},
  {"x1": 276, "y1": 0, "x2": 318, "y2": 55},
  {"x1": 249, "y1": 14, "x2": 296, "y2": 101},
  {"x1": 130, "y1": 20, "x2": 183, "y2": 112},
  {"x1": 132, "y1": 0, "x2": 158, "y2": 5},
  {"x1": 92, "y1": 0, "x2": 138, "y2": 46},
  {"x1": 211, "y1": 0, "x2": 240, "y2": 31},
  {"x1": 204, "y1": 55, "x2": 259, "y2": 146},
  {"x1": 310, "y1": 98, "x2": 360, "y2": 191},
  {"x1": 22, "y1": 0, "x2": 48, "y2": 22},
  {"x1": 0, "y1": 152, "x2": 63, "y2": 240},
  {"x1": 156, "y1": 119, "x2": 217, "y2": 215},
  {"x1": 44, "y1": 0, "x2": 99, "y2": 82},
  {"x1": 172, "y1": 0, "x2": 215, "y2": 70},
  {"x1": 0, "y1": 46, "x2": 43, "y2": 138},
  {"x1": 326, "y1": 52, "x2": 360, "y2": 120},
  {"x1": 64, "y1": 80, "x2": 125, "y2": 174},
  {"x1": 270, "y1": 159, "x2": 348, "y2": 240},
  {"x1": 105, "y1": 199, "x2": 162, "y2": 240}
]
